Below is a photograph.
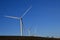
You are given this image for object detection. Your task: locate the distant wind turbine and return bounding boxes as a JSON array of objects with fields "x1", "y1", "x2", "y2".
[
  {"x1": 28, "y1": 27, "x2": 31, "y2": 36},
  {"x1": 5, "y1": 6, "x2": 32, "y2": 36}
]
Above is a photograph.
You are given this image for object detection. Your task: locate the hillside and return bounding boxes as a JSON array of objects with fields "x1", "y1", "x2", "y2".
[{"x1": 0, "y1": 36, "x2": 60, "y2": 40}]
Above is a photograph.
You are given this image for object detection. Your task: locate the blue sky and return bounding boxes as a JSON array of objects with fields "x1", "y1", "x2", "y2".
[{"x1": 0, "y1": 0, "x2": 60, "y2": 37}]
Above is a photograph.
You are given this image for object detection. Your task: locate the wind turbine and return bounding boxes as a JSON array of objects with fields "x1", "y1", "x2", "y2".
[
  {"x1": 28, "y1": 27, "x2": 31, "y2": 36},
  {"x1": 5, "y1": 6, "x2": 32, "y2": 36}
]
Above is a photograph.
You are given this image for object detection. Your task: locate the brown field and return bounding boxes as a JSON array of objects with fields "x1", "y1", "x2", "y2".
[{"x1": 0, "y1": 36, "x2": 60, "y2": 40}]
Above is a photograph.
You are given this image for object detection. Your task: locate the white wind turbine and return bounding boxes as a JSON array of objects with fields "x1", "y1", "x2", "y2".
[
  {"x1": 28, "y1": 27, "x2": 31, "y2": 36},
  {"x1": 5, "y1": 6, "x2": 32, "y2": 36}
]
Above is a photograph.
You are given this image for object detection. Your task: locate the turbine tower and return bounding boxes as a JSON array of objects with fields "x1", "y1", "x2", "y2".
[
  {"x1": 28, "y1": 27, "x2": 32, "y2": 36},
  {"x1": 5, "y1": 6, "x2": 32, "y2": 36}
]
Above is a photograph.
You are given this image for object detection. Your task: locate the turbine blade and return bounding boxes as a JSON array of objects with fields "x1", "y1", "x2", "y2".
[
  {"x1": 21, "y1": 6, "x2": 32, "y2": 18},
  {"x1": 5, "y1": 16, "x2": 19, "y2": 19}
]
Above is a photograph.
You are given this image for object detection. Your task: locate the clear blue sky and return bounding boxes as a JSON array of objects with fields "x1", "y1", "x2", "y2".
[{"x1": 0, "y1": 0, "x2": 60, "y2": 37}]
